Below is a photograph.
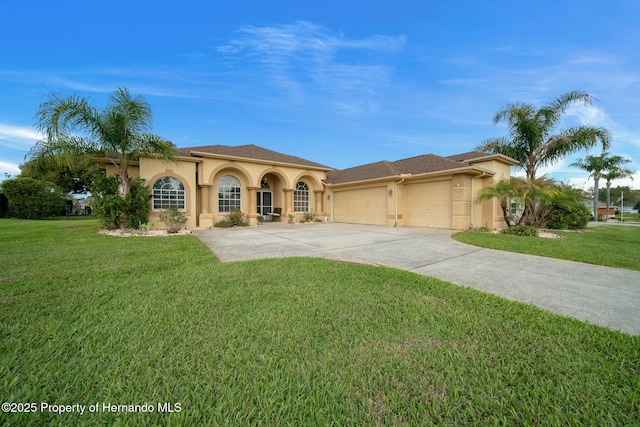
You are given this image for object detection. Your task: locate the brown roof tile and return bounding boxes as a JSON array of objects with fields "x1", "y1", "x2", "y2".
[
  {"x1": 445, "y1": 151, "x2": 492, "y2": 163},
  {"x1": 178, "y1": 144, "x2": 332, "y2": 169},
  {"x1": 325, "y1": 154, "x2": 473, "y2": 185},
  {"x1": 325, "y1": 161, "x2": 399, "y2": 184}
]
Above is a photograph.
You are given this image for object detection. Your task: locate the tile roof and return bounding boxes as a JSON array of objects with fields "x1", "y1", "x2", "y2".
[
  {"x1": 325, "y1": 153, "x2": 481, "y2": 185},
  {"x1": 171, "y1": 144, "x2": 512, "y2": 185},
  {"x1": 177, "y1": 144, "x2": 332, "y2": 169},
  {"x1": 445, "y1": 151, "x2": 493, "y2": 162}
]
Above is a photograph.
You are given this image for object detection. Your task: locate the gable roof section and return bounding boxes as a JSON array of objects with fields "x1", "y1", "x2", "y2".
[
  {"x1": 178, "y1": 144, "x2": 332, "y2": 170},
  {"x1": 325, "y1": 153, "x2": 492, "y2": 185},
  {"x1": 446, "y1": 151, "x2": 520, "y2": 165}
]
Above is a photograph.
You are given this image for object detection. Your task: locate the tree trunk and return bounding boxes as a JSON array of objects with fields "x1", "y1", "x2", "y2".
[
  {"x1": 592, "y1": 178, "x2": 599, "y2": 222},
  {"x1": 605, "y1": 181, "x2": 611, "y2": 222},
  {"x1": 500, "y1": 199, "x2": 512, "y2": 227},
  {"x1": 117, "y1": 169, "x2": 131, "y2": 198}
]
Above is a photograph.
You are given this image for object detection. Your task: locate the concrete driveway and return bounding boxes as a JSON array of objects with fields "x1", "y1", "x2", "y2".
[{"x1": 193, "y1": 223, "x2": 640, "y2": 335}]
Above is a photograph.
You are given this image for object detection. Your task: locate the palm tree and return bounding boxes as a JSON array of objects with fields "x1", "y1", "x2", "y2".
[
  {"x1": 601, "y1": 158, "x2": 634, "y2": 218},
  {"x1": 569, "y1": 152, "x2": 632, "y2": 221},
  {"x1": 30, "y1": 87, "x2": 177, "y2": 198},
  {"x1": 477, "y1": 90, "x2": 611, "y2": 181},
  {"x1": 476, "y1": 176, "x2": 559, "y2": 227},
  {"x1": 477, "y1": 90, "x2": 610, "y2": 225},
  {"x1": 476, "y1": 177, "x2": 524, "y2": 227}
]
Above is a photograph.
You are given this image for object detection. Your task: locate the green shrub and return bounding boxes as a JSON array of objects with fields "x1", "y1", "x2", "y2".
[
  {"x1": 547, "y1": 203, "x2": 591, "y2": 230},
  {"x1": 215, "y1": 208, "x2": 248, "y2": 228},
  {"x1": 159, "y1": 206, "x2": 188, "y2": 233},
  {"x1": 0, "y1": 177, "x2": 67, "y2": 219},
  {"x1": 91, "y1": 175, "x2": 151, "y2": 229},
  {"x1": 477, "y1": 226, "x2": 491, "y2": 232},
  {"x1": 500, "y1": 225, "x2": 539, "y2": 237}
]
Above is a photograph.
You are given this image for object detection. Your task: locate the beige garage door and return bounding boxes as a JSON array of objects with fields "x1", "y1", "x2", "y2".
[
  {"x1": 333, "y1": 187, "x2": 387, "y2": 225},
  {"x1": 404, "y1": 180, "x2": 452, "y2": 228}
]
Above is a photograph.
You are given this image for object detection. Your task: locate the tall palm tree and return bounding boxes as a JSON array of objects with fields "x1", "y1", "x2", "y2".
[
  {"x1": 601, "y1": 159, "x2": 634, "y2": 217},
  {"x1": 477, "y1": 90, "x2": 611, "y2": 181},
  {"x1": 477, "y1": 90, "x2": 610, "y2": 224},
  {"x1": 30, "y1": 87, "x2": 177, "y2": 198},
  {"x1": 569, "y1": 152, "x2": 631, "y2": 221}
]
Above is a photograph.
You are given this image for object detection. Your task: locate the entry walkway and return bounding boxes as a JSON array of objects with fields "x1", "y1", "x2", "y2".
[{"x1": 193, "y1": 223, "x2": 640, "y2": 335}]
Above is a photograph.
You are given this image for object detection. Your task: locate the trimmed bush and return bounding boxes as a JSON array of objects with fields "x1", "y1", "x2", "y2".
[
  {"x1": 215, "y1": 208, "x2": 248, "y2": 228},
  {"x1": 547, "y1": 203, "x2": 591, "y2": 230},
  {"x1": 160, "y1": 206, "x2": 188, "y2": 233},
  {"x1": 0, "y1": 177, "x2": 67, "y2": 219},
  {"x1": 500, "y1": 225, "x2": 539, "y2": 237}
]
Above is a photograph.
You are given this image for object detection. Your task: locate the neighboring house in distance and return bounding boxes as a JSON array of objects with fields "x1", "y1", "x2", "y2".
[
  {"x1": 94, "y1": 144, "x2": 517, "y2": 230},
  {"x1": 598, "y1": 204, "x2": 617, "y2": 219}
]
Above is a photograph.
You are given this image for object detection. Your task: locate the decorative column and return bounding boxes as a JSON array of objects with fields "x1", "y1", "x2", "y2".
[
  {"x1": 247, "y1": 186, "x2": 260, "y2": 225},
  {"x1": 314, "y1": 189, "x2": 325, "y2": 218},
  {"x1": 283, "y1": 188, "x2": 294, "y2": 219},
  {"x1": 198, "y1": 184, "x2": 213, "y2": 228}
]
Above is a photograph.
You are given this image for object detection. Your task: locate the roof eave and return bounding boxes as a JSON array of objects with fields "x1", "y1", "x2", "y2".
[
  {"x1": 463, "y1": 154, "x2": 519, "y2": 166},
  {"x1": 326, "y1": 166, "x2": 495, "y2": 187},
  {"x1": 187, "y1": 150, "x2": 333, "y2": 171}
]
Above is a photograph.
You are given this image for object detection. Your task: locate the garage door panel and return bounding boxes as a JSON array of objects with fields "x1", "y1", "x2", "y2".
[
  {"x1": 405, "y1": 181, "x2": 451, "y2": 228},
  {"x1": 334, "y1": 187, "x2": 387, "y2": 225}
]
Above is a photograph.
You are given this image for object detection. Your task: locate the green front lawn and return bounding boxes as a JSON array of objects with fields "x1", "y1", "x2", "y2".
[
  {"x1": 454, "y1": 225, "x2": 640, "y2": 270},
  {"x1": 1, "y1": 219, "x2": 638, "y2": 426}
]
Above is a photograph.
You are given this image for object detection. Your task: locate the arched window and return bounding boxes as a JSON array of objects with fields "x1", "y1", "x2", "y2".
[
  {"x1": 293, "y1": 181, "x2": 309, "y2": 212},
  {"x1": 218, "y1": 175, "x2": 241, "y2": 212},
  {"x1": 152, "y1": 176, "x2": 185, "y2": 210}
]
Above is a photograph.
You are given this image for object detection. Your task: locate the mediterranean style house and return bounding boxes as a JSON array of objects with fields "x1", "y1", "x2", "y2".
[{"x1": 97, "y1": 144, "x2": 517, "y2": 230}]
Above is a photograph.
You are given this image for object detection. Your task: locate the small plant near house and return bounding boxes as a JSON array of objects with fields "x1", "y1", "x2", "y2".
[
  {"x1": 257, "y1": 215, "x2": 264, "y2": 225},
  {"x1": 138, "y1": 221, "x2": 153, "y2": 233},
  {"x1": 477, "y1": 226, "x2": 491, "y2": 233},
  {"x1": 288, "y1": 213, "x2": 295, "y2": 224},
  {"x1": 304, "y1": 212, "x2": 313, "y2": 222},
  {"x1": 159, "y1": 206, "x2": 188, "y2": 233},
  {"x1": 500, "y1": 225, "x2": 538, "y2": 237},
  {"x1": 215, "y1": 208, "x2": 248, "y2": 228}
]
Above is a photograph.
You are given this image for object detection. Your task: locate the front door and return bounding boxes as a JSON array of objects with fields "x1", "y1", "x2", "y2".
[{"x1": 256, "y1": 191, "x2": 272, "y2": 215}]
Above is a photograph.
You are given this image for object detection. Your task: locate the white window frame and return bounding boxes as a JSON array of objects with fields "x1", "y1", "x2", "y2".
[
  {"x1": 152, "y1": 176, "x2": 185, "y2": 211},
  {"x1": 218, "y1": 175, "x2": 242, "y2": 213},
  {"x1": 293, "y1": 181, "x2": 309, "y2": 212}
]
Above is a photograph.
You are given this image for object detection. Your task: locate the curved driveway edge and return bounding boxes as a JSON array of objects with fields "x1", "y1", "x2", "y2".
[{"x1": 193, "y1": 223, "x2": 640, "y2": 336}]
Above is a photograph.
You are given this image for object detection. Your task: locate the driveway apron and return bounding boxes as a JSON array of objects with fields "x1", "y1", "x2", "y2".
[{"x1": 193, "y1": 223, "x2": 640, "y2": 335}]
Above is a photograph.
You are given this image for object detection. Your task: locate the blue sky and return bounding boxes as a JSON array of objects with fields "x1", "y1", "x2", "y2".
[{"x1": 1, "y1": 0, "x2": 639, "y2": 190}]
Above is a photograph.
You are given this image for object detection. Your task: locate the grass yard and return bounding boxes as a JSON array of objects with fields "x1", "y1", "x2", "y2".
[
  {"x1": 454, "y1": 225, "x2": 640, "y2": 271},
  {"x1": 1, "y1": 219, "x2": 638, "y2": 426}
]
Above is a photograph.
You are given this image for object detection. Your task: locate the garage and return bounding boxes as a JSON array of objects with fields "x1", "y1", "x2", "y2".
[
  {"x1": 404, "y1": 180, "x2": 452, "y2": 228},
  {"x1": 333, "y1": 186, "x2": 388, "y2": 225}
]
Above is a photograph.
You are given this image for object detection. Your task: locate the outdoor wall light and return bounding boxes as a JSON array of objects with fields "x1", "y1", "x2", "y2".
[
  {"x1": 327, "y1": 194, "x2": 331, "y2": 200},
  {"x1": 388, "y1": 189, "x2": 393, "y2": 196}
]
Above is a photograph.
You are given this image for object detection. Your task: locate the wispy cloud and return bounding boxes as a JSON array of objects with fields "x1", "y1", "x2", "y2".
[
  {"x1": 0, "y1": 123, "x2": 40, "y2": 150},
  {"x1": 0, "y1": 160, "x2": 21, "y2": 178},
  {"x1": 217, "y1": 21, "x2": 406, "y2": 116}
]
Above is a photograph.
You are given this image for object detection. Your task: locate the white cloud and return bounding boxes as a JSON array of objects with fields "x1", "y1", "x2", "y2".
[
  {"x1": 0, "y1": 160, "x2": 21, "y2": 179},
  {"x1": 0, "y1": 123, "x2": 40, "y2": 150},
  {"x1": 217, "y1": 21, "x2": 405, "y2": 116},
  {"x1": 565, "y1": 104, "x2": 613, "y2": 128}
]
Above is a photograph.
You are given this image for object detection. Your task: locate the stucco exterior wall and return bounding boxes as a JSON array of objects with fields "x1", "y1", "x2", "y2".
[
  {"x1": 139, "y1": 157, "x2": 199, "y2": 229},
  {"x1": 98, "y1": 149, "x2": 514, "y2": 231},
  {"x1": 195, "y1": 157, "x2": 327, "y2": 227}
]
